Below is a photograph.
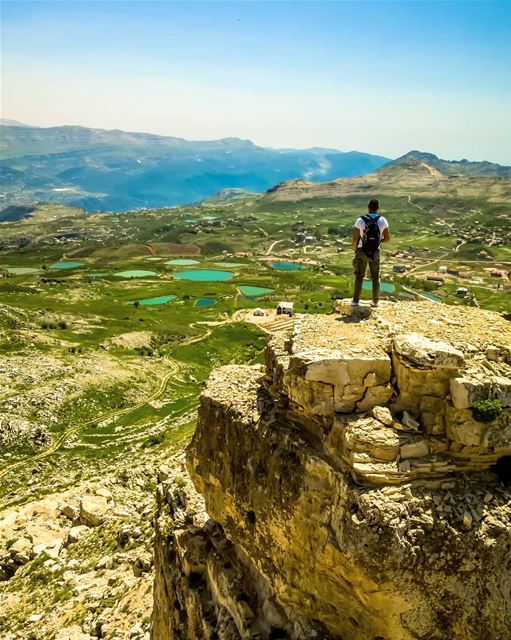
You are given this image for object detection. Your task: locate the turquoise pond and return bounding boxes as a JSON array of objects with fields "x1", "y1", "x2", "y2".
[
  {"x1": 214, "y1": 262, "x2": 246, "y2": 268},
  {"x1": 239, "y1": 286, "x2": 275, "y2": 296},
  {"x1": 421, "y1": 293, "x2": 441, "y2": 302},
  {"x1": 362, "y1": 281, "x2": 395, "y2": 293},
  {"x1": 132, "y1": 295, "x2": 176, "y2": 305},
  {"x1": 166, "y1": 259, "x2": 200, "y2": 266},
  {"x1": 50, "y1": 261, "x2": 83, "y2": 270},
  {"x1": 6, "y1": 267, "x2": 40, "y2": 275},
  {"x1": 194, "y1": 298, "x2": 217, "y2": 307},
  {"x1": 114, "y1": 270, "x2": 158, "y2": 278},
  {"x1": 271, "y1": 262, "x2": 305, "y2": 271},
  {"x1": 174, "y1": 270, "x2": 233, "y2": 282}
]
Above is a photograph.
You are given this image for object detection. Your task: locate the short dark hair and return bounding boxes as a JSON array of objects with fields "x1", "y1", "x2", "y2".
[{"x1": 368, "y1": 199, "x2": 379, "y2": 212}]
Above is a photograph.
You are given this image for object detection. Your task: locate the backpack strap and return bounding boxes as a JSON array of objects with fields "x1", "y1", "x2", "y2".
[{"x1": 362, "y1": 214, "x2": 380, "y2": 223}]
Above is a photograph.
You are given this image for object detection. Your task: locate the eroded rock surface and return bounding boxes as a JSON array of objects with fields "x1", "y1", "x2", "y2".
[{"x1": 152, "y1": 302, "x2": 511, "y2": 640}]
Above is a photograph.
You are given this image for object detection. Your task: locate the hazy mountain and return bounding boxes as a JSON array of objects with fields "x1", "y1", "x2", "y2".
[
  {"x1": 0, "y1": 119, "x2": 31, "y2": 128},
  {"x1": 0, "y1": 123, "x2": 389, "y2": 212}
]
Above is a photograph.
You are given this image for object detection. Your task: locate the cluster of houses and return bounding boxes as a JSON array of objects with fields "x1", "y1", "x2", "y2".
[
  {"x1": 434, "y1": 217, "x2": 509, "y2": 249},
  {"x1": 253, "y1": 301, "x2": 294, "y2": 317}
]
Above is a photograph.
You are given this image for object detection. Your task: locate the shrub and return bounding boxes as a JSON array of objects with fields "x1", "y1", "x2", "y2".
[
  {"x1": 472, "y1": 399, "x2": 503, "y2": 423},
  {"x1": 200, "y1": 240, "x2": 233, "y2": 256}
]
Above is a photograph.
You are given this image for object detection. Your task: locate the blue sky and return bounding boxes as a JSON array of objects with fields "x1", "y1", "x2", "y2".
[{"x1": 1, "y1": 1, "x2": 510, "y2": 163}]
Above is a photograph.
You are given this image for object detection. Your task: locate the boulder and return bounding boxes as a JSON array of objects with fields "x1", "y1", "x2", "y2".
[
  {"x1": 394, "y1": 333, "x2": 465, "y2": 368},
  {"x1": 60, "y1": 502, "x2": 79, "y2": 521},
  {"x1": 334, "y1": 416, "x2": 400, "y2": 462},
  {"x1": 95, "y1": 487, "x2": 113, "y2": 502},
  {"x1": 9, "y1": 537, "x2": 33, "y2": 564},
  {"x1": 79, "y1": 495, "x2": 108, "y2": 527},
  {"x1": 372, "y1": 405, "x2": 393, "y2": 426},
  {"x1": 67, "y1": 525, "x2": 90, "y2": 544},
  {"x1": 54, "y1": 626, "x2": 90, "y2": 640}
]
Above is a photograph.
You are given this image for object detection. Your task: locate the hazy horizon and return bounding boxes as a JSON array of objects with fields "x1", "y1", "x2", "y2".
[{"x1": 2, "y1": 1, "x2": 510, "y2": 164}]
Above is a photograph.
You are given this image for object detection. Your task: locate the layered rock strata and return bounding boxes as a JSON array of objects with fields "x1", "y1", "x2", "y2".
[{"x1": 152, "y1": 302, "x2": 511, "y2": 640}]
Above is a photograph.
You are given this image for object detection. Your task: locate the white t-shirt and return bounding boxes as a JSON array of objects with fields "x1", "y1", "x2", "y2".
[{"x1": 354, "y1": 215, "x2": 389, "y2": 249}]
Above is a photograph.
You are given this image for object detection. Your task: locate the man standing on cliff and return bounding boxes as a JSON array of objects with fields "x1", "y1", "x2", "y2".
[{"x1": 351, "y1": 199, "x2": 390, "y2": 306}]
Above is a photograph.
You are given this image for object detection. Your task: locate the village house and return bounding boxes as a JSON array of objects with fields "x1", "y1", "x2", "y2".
[{"x1": 276, "y1": 301, "x2": 294, "y2": 316}]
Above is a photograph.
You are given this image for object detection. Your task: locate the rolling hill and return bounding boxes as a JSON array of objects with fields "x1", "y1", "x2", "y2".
[{"x1": 263, "y1": 155, "x2": 511, "y2": 203}]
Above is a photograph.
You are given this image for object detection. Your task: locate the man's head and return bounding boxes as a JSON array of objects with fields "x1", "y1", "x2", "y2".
[{"x1": 368, "y1": 199, "x2": 380, "y2": 213}]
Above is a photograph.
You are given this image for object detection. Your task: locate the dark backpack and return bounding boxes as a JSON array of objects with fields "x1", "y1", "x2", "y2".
[{"x1": 361, "y1": 214, "x2": 381, "y2": 258}]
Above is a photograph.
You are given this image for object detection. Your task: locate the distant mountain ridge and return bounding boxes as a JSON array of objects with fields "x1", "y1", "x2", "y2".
[
  {"x1": 263, "y1": 154, "x2": 511, "y2": 203},
  {"x1": 0, "y1": 123, "x2": 389, "y2": 212},
  {"x1": 1, "y1": 122, "x2": 509, "y2": 213},
  {"x1": 385, "y1": 150, "x2": 511, "y2": 178}
]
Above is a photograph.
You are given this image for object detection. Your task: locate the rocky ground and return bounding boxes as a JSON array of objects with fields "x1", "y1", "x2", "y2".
[
  {"x1": 0, "y1": 301, "x2": 186, "y2": 639},
  {"x1": 0, "y1": 451, "x2": 188, "y2": 640}
]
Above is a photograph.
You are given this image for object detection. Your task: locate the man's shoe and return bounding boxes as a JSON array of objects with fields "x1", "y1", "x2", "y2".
[
  {"x1": 351, "y1": 300, "x2": 360, "y2": 306},
  {"x1": 371, "y1": 300, "x2": 379, "y2": 307}
]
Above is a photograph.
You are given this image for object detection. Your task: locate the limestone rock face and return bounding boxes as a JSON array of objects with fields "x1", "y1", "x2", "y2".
[{"x1": 152, "y1": 302, "x2": 511, "y2": 640}]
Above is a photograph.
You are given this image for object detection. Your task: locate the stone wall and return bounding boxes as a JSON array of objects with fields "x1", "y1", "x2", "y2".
[{"x1": 152, "y1": 302, "x2": 511, "y2": 639}]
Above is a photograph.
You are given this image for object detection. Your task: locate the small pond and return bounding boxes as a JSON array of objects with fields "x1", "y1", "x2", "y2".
[
  {"x1": 421, "y1": 292, "x2": 441, "y2": 302},
  {"x1": 362, "y1": 281, "x2": 395, "y2": 293},
  {"x1": 50, "y1": 261, "x2": 83, "y2": 270},
  {"x1": 271, "y1": 262, "x2": 305, "y2": 271},
  {"x1": 174, "y1": 270, "x2": 233, "y2": 282},
  {"x1": 114, "y1": 270, "x2": 158, "y2": 278},
  {"x1": 132, "y1": 295, "x2": 176, "y2": 306},
  {"x1": 194, "y1": 298, "x2": 217, "y2": 307},
  {"x1": 166, "y1": 259, "x2": 200, "y2": 266},
  {"x1": 6, "y1": 267, "x2": 40, "y2": 275},
  {"x1": 239, "y1": 286, "x2": 274, "y2": 296}
]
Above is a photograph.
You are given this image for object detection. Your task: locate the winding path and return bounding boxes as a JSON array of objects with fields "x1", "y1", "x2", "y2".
[
  {"x1": 0, "y1": 357, "x2": 180, "y2": 481},
  {"x1": 266, "y1": 239, "x2": 285, "y2": 255},
  {"x1": 0, "y1": 310, "x2": 264, "y2": 480}
]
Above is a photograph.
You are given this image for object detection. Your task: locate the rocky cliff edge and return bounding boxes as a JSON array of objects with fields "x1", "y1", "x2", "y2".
[{"x1": 152, "y1": 301, "x2": 511, "y2": 640}]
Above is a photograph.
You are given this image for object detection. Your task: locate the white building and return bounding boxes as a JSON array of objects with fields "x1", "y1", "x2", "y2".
[{"x1": 277, "y1": 301, "x2": 294, "y2": 316}]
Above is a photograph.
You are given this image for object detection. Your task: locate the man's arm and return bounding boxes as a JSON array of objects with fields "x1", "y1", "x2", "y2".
[
  {"x1": 352, "y1": 228, "x2": 360, "y2": 250},
  {"x1": 382, "y1": 228, "x2": 390, "y2": 243}
]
